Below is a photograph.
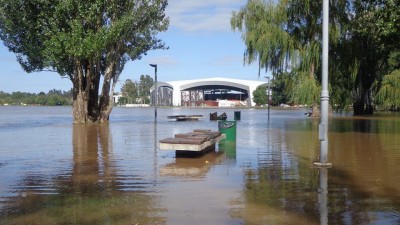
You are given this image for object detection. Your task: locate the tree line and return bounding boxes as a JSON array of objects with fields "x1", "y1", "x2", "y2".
[
  {"x1": 232, "y1": 0, "x2": 400, "y2": 114},
  {"x1": 0, "y1": 74, "x2": 154, "y2": 106},
  {"x1": 0, "y1": 89, "x2": 73, "y2": 106}
]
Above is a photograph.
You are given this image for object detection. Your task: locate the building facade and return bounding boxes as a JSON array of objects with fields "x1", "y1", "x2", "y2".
[{"x1": 150, "y1": 77, "x2": 268, "y2": 107}]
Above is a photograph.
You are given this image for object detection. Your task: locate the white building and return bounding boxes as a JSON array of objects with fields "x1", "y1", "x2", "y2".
[{"x1": 150, "y1": 77, "x2": 268, "y2": 107}]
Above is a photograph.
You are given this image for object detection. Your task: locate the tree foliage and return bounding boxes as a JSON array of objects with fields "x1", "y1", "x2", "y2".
[
  {"x1": 0, "y1": 0, "x2": 169, "y2": 123},
  {"x1": 231, "y1": 0, "x2": 344, "y2": 114},
  {"x1": 270, "y1": 72, "x2": 291, "y2": 105},
  {"x1": 139, "y1": 75, "x2": 154, "y2": 98},
  {"x1": 376, "y1": 70, "x2": 400, "y2": 111},
  {"x1": 231, "y1": 0, "x2": 293, "y2": 74},
  {"x1": 252, "y1": 85, "x2": 268, "y2": 106},
  {"x1": 232, "y1": 0, "x2": 400, "y2": 114},
  {"x1": 0, "y1": 89, "x2": 73, "y2": 106},
  {"x1": 121, "y1": 79, "x2": 139, "y2": 104},
  {"x1": 120, "y1": 75, "x2": 153, "y2": 104}
]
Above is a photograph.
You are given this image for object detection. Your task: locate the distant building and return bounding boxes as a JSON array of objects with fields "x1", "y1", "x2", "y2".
[{"x1": 150, "y1": 77, "x2": 268, "y2": 107}]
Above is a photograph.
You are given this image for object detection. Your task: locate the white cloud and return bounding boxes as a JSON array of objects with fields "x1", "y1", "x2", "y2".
[
  {"x1": 148, "y1": 55, "x2": 179, "y2": 66},
  {"x1": 211, "y1": 55, "x2": 243, "y2": 66},
  {"x1": 166, "y1": 0, "x2": 244, "y2": 32}
]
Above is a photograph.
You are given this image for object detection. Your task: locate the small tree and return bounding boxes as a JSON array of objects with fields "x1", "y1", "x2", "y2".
[
  {"x1": 252, "y1": 85, "x2": 268, "y2": 106},
  {"x1": 138, "y1": 75, "x2": 154, "y2": 103},
  {"x1": 0, "y1": 0, "x2": 169, "y2": 123},
  {"x1": 121, "y1": 79, "x2": 139, "y2": 104}
]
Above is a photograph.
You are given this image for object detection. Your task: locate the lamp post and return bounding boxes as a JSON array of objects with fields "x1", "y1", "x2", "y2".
[
  {"x1": 265, "y1": 76, "x2": 271, "y2": 120},
  {"x1": 314, "y1": 0, "x2": 331, "y2": 167},
  {"x1": 150, "y1": 64, "x2": 157, "y2": 119}
]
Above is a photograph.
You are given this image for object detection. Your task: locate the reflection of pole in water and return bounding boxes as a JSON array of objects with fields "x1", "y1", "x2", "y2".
[
  {"x1": 153, "y1": 120, "x2": 158, "y2": 180},
  {"x1": 318, "y1": 168, "x2": 328, "y2": 225}
]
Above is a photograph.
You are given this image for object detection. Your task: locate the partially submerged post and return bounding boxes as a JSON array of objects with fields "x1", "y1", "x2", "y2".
[{"x1": 314, "y1": 0, "x2": 332, "y2": 167}]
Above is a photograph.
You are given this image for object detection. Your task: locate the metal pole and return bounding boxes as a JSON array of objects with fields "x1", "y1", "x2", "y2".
[
  {"x1": 318, "y1": 168, "x2": 328, "y2": 225},
  {"x1": 265, "y1": 76, "x2": 270, "y2": 120},
  {"x1": 315, "y1": 0, "x2": 331, "y2": 166},
  {"x1": 150, "y1": 64, "x2": 158, "y2": 119}
]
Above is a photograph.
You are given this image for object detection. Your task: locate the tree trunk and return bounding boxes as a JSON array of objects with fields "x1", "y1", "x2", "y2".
[
  {"x1": 71, "y1": 59, "x2": 114, "y2": 124},
  {"x1": 353, "y1": 89, "x2": 374, "y2": 116},
  {"x1": 72, "y1": 59, "x2": 89, "y2": 124},
  {"x1": 310, "y1": 104, "x2": 320, "y2": 117}
]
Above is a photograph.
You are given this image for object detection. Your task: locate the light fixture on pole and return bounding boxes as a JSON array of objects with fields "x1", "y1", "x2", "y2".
[
  {"x1": 264, "y1": 76, "x2": 271, "y2": 120},
  {"x1": 149, "y1": 64, "x2": 157, "y2": 119}
]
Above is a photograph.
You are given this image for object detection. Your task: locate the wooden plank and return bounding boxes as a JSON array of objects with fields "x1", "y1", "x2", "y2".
[
  {"x1": 167, "y1": 115, "x2": 203, "y2": 121},
  {"x1": 159, "y1": 134, "x2": 226, "y2": 151}
]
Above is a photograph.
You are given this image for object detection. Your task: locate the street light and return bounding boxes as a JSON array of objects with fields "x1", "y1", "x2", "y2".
[
  {"x1": 150, "y1": 64, "x2": 157, "y2": 119},
  {"x1": 314, "y1": 0, "x2": 331, "y2": 167},
  {"x1": 265, "y1": 76, "x2": 271, "y2": 120}
]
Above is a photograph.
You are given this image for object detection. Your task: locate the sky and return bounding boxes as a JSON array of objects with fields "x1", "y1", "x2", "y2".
[{"x1": 0, "y1": 0, "x2": 269, "y2": 94}]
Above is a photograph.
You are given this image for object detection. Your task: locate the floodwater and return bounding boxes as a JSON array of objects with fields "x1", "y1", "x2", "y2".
[{"x1": 0, "y1": 106, "x2": 399, "y2": 225}]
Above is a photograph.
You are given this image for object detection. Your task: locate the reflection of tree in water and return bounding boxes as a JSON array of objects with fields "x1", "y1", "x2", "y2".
[
  {"x1": 235, "y1": 157, "x2": 320, "y2": 224},
  {"x1": 232, "y1": 118, "x2": 400, "y2": 225},
  {"x1": 229, "y1": 124, "x2": 321, "y2": 225},
  {"x1": 1, "y1": 124, "x2": 165, "y2": 225}
]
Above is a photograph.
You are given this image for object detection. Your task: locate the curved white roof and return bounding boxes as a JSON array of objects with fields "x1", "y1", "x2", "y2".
[{"x1": 152, "y1": 77, "x2": 267, "y2": 106}]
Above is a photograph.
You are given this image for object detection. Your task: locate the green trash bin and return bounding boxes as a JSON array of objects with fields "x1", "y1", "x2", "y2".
[
  {"x1": 218, "y1": 120, "x2": 237, "y2": 141},
  {"x1": 234, "y1": 111, "x2": 241, "y2": 120}
]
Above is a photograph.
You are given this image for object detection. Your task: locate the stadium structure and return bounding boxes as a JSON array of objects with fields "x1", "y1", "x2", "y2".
[{"x1": 150, "y1": 77, "x2": 268, "y2": 107}]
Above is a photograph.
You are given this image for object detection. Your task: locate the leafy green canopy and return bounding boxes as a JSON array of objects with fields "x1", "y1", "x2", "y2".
[
  {"x1": 0, "y1": 0, "x2": 169, "y2": 78},
  {"x1": 231, "y1": 0, "x2": 341, "y2": 106},
  {"x1": 231, "y1": 0, "x2": 293, "y2": 74},
  {"x1": 252, "y1": 85, "x2": 268, "y2": 106},
  {"x1": 376, "y1": 70, "x2": 400, "y2": 111},
  {"x1": 1, "y1": 0, "x2": 169, "y2": 123}
]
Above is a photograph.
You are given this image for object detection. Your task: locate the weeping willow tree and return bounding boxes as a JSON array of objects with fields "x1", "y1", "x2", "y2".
[
  {"x1": 230, "y1": 0, "x2": 294, "y2": 74},
  {"x1": 376, "y1": 70, "x2": 400, "y2": 111},
  {"x1": 231, "y1": 0, "x2": 345, "y2": 116}
]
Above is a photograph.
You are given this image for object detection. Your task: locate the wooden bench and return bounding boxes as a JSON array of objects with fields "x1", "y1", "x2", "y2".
[
  {"x1": 167, "y1": 115, "x2": 203, "y2": 121},
  {"x1": 159, "y1": 129, "x2": 226, "y2": 154}
]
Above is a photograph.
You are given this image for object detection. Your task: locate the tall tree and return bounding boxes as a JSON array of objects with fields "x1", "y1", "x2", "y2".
[
  {"x1": 231, "y1": 0, "x2": 345, "y2": 116},
  {"x1": 0, "y1": 0, "x2": 169, "y2": 123},
  {"x1": 350, "y1": 0, "x2": 400, "y2": 114}
]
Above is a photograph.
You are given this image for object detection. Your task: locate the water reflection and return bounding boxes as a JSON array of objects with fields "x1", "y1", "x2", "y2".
[
  {"x1": 153, "y1": 120, "x2": 158, "y2": 180},
  {"x1": 219, "y1": 141, "x2": 237, "y2": 163},
  {"x1": 318, "y1": 168, "x2": 328, "y2": 225},
  {"x1": 160, "y1": 151, "x2": 225, "y2": 178},
  {"x1": 0, "y1": 107, "x2": 399, "y2": 224},
  {"x1": 1, "y1": 124, "x2": 164, "y2": 225},
  {"x1": 71, "y1": 124, "x2": 116, "y2": 195}
]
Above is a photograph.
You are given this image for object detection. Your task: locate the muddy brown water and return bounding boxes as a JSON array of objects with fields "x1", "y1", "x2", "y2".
[{"x1": 0, "y1": 106, "x2": 399, "y2": 225}]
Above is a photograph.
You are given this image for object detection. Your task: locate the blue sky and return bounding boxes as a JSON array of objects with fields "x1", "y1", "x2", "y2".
[{"x1": 0, "y1": 0, "x2": 268, "y2": 93}]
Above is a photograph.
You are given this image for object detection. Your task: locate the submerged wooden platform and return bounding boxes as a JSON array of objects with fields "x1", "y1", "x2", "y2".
[
  {"x1": 167, "y1": 115, "x2": 203, "y2": 121},
  {"x1": 159, "y1": 129, "x2": 226, "y2": 153}
]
